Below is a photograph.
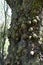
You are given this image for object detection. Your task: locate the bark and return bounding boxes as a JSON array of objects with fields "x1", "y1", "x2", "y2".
[{"x1": 5, "y1": 0, "x2": 43, "y2": 65}]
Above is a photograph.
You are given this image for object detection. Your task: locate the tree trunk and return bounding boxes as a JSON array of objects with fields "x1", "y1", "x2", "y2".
[{"x1": 5, "y1": 0, "x2": 43, "y2": 65}]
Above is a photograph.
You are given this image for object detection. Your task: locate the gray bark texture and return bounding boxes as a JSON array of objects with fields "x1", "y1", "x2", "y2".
[{"x1": 5, "y1": 0, "x2": 43, "y2": 65}]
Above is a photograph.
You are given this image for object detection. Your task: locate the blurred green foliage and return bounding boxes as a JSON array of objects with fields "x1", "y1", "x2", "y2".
[{"x1": 5, "y1": 0, "x2": 43, "y2": 65}]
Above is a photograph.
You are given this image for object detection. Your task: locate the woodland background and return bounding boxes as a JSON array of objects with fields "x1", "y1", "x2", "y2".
[{"x1": 0, "y1": 0, "x2": 43, "y2": 65}]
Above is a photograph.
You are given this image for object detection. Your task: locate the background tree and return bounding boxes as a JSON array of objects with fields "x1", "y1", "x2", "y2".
[
  {"x1": 5, "y1": 0, "x2": 43, "y2": 65},
  {"x1": 0, "y1": 0, "x2": 11, "y2": 65}
]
